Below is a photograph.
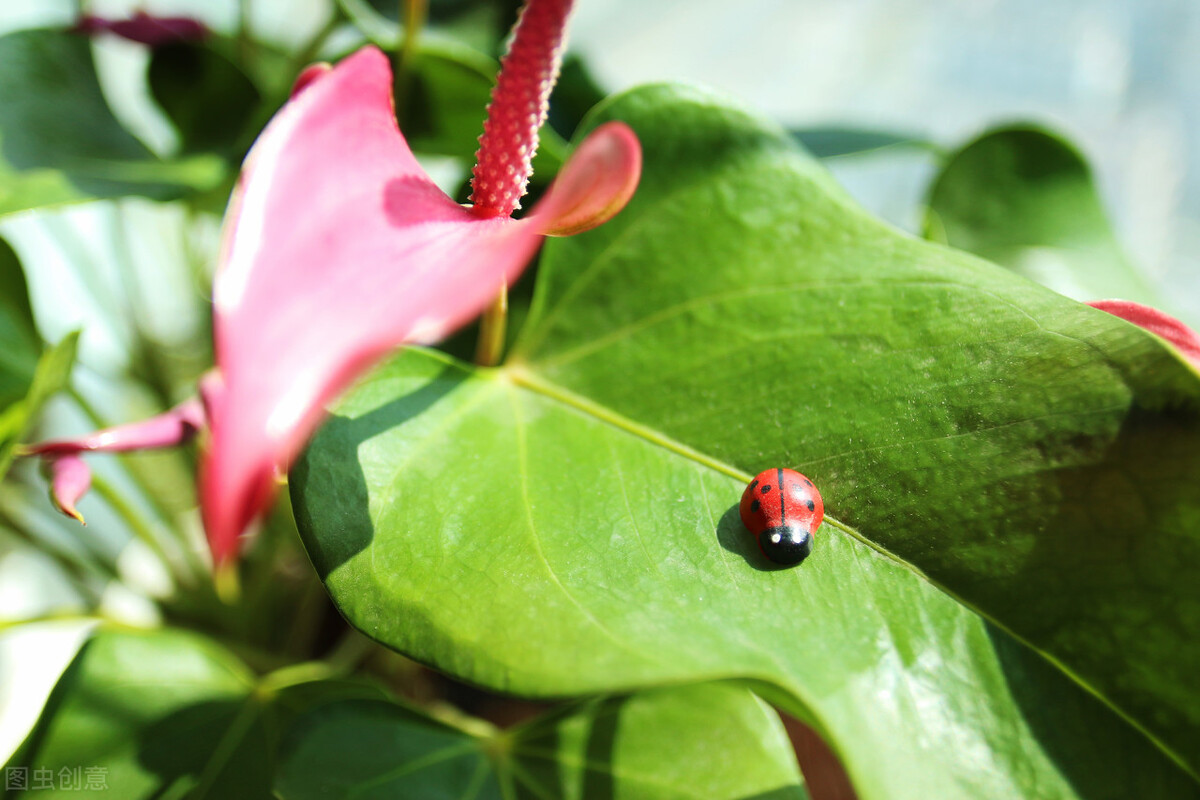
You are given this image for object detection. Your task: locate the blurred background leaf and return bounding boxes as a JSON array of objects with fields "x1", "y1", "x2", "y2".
[
  {"x1": 0, "y1": 29, "x2": 227, "y2": 216},
  {"x1": 925, "y1": 126, "x2": 1160, "y2": 308},
  {"x1": 147, "y1": 39, "x2": 261, "y2": 158},
  {"x1": 278, "y1": 684, "x2": 808, "y2": 800}
]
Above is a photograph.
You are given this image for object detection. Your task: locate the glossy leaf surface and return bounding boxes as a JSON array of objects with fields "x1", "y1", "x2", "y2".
[
  {"x1": 277, "y1": 684, "x2": 807, "y2": 800},
  {"x1": 293, "y1": 84, "x2": 1200, "y2": 797},
  {"x1": 925, "y1": 126, "x2": 1156, "y2": 304},
  {"x1": 294, "y1": 346, "x2": 1198, "y2": 800},
  {"x1": 0, "y1": 29, "x2": 225, "y2": 216}
]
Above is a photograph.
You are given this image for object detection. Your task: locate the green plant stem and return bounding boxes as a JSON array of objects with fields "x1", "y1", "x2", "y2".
[
  {"x1": 474, "y1": 284, "x2": 509, "y2": 366},
  {"x1": 394, "y1": 0, "x2": 428, "y2": 117},
  {"x1": 324, "y1": 629, "x2": 377, "y2": 676},
  {"x1": 237, "y1": 0, "x2": 253, "y2": 64},
  {"x1": 88, "y1": 472, "x2": 195, "y2": 588},
  {"x1": 287, "y1": 13, "x2": 343, "y2": 76}
]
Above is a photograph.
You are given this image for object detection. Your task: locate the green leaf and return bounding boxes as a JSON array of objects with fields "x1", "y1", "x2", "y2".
[
  {"x1": 791, "y1": 127, "x2": 939, "y2": 159},
  {"x1": 339, "y1": 0, "x2": 518, "y2": 56},
  {"x1": 12, "y1": 627, "x2": 804, "y2": 800},
  {"x1": 547, "y1": 55, "x2": 607, "y2": 141},
  {"x1": 6, "y1": 627, "x2": 382, "y2": 799},
  {"x1": 924, "y1": 125, "x2": 1156, "y2": 304},
  {"x1": 0, "y1": 236, "x2": 40, "y2": 411},
  {"x1": 0, "y1": 29, "x2": 226, "y2": 216},
  {"x1": 397, "y1": 38, "x2": 496, "y2": 162},
  {"x1": 148, "y1": 41, "x2": 262, "y2": 157},
  {"x1": 277, "y1": 683, "x2": 806, "y2": 800},
  {"x1": 294, "y1": 346, "x2": 1199, "y2": 800},
  {"x1": 0, "y1": 331, "x2": 77, "y2": 482},
  {"x1": 293, "y1": 84, "x2": 1200, "y2": 797}
]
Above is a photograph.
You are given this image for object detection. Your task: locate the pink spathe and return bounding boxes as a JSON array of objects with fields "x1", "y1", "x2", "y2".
[{"x1": 200, "y1": 46, "x2": 640, "y2": 562}]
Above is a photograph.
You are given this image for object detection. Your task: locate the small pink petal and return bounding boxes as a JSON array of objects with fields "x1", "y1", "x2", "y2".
[
  {"x1": 291, "y1": 63, "x2": 333, "y2": 98},
  {"x1": 534, "y1": 121, "x2": 643, "y2": 237},
  {"x1": 202, "y1": 47, "x2": 551, "y2": 562},
  {"x1": 47, "y1": 455, "x2": 91, "y2": 525},
  {"x1": 1089, "y1": 300, "x2": 1200, "y2": 369},
  {"x1": 76, "y1": 12, "x2": 208, "y2": 47},
  {"x1": 24, "y1": 399, "x2": 205, "y2": 458}
]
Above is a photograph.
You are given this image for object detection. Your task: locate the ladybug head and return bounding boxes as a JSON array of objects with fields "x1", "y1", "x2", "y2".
[{"x1": 759, "y1": 524, "x2": 813, "y2": 566}]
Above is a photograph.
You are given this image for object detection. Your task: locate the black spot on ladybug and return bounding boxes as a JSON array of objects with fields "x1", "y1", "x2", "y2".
[
  {"x1": 761, "y1": 485, "x2": 772, "y2": 494},
  {"x1": 749, "y1": 479, "x2": 758, "y2": 490},
  {"x1": 750, "y1": 499, "x2": 761, "y2": 513},
  {"x1": 804, "y1": 479, "x2": 813, "y2": 486},
  {"x1": 806, "y1": 499, "x2": 815, "y2": 511}
]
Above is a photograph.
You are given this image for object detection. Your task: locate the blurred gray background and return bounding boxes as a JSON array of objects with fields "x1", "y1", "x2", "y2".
[{"x1": 568, "y1": 0, "x2": 1200, "y2": 322}]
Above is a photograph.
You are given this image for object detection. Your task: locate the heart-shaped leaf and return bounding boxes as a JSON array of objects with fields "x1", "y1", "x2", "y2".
[
  {"x1": 292, "y1": 84, "x2": 1200, "y2": 797},
  {"x1": 924, "y1": 125, "x2": 1157, "y2": 305},
  {"x1": 0, "y1": 29, "x2": 225, "y2": 216},
  {"x1": 294, "y1": 346, "x2": 1198, "y2": 800},
  {"x1": 277, "y1": 684, "x2": 806, "y2": 800}
]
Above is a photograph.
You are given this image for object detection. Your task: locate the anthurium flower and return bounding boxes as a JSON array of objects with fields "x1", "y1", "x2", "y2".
[
  {"x1": 26, "y1": 0, "x2": 641, "y2": 567},
  {"x1": 201, "y1": 41, "x2": 639, "y2": 563},
  {"x1": 1089, "y1": 300, "x2": 1200, "y2": 369},
  {"x1": 75, "y1": 11, "x2": 208, "y2": 47},
  {"x1": 22, "y1": 399, "x2": 205, "y2": 523}
]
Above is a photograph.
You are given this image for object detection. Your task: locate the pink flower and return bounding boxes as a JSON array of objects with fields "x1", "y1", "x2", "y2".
[
  {"x1": 21, "y1": 399, "x2": 205, "y2": 524},
  {"x1": 23, "y1": 0, "x2": 641, "y2": 567},
  {"x1": 75, "y1": 11, "x2": 208, "y2": 47}
]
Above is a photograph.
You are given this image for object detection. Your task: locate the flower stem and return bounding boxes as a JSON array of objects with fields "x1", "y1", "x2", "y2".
[
  {"x1": 474, "y1": 284, "x2": 509, "y2": 366},
  {"x1": 89, "y1": 471, "x2": 194, "y2": 588},
  {"x1": 394, "y1": 0, "x2": 427, "y2": 116}
]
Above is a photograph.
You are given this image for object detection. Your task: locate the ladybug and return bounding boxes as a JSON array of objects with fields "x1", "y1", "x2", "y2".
[{"x1": 739, "y1": 468, "x2": 824, "y2": 565}]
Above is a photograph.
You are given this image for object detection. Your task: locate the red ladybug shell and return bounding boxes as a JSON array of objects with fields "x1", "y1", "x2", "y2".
[{"x1": 739, "y1": 468, "x2": 824, "y2": 565}]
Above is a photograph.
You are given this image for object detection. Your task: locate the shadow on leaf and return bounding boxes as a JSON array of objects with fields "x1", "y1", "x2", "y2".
[{"x1": 291, "y1": 364, "x2": 467, "y2": 577}]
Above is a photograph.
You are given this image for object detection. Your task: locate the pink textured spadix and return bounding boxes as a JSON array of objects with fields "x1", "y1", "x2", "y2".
[
  {"x1": 1089, "y1": 300, "x2": 1200, "y2": 369},
  {"x1": 201, "y1": 46, "x2": 640, "y2": 563},
  {"x1": 470, "y1": 0, "x2": 574, "y2": 215}
]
